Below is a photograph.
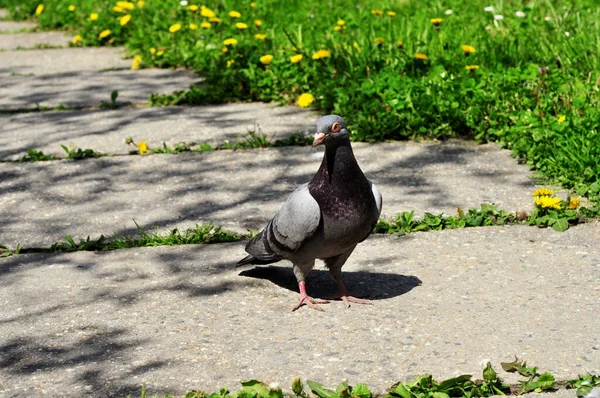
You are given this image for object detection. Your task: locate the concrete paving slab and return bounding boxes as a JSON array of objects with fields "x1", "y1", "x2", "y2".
[
  {"x1": 0, "y1": 31, "x2": 72, "y2": 50},
  {"x1": 0, "y1": 47, "x2": 130, "y2": 76},
  {"x1": 0, "y1": 68, "x2": 200, "y2": 110},
  {"x1": 0, "y1": 20, "x2": 36, "y2": 32},
  {"x1": 0, "y1": 141, "x2": 538, "y2": 248},
  {"x1": 0, "y1": 104, "x2": 318, "y2": 160},
  {"x1": 0, "y1": 225, "x2": 598, "y2": 396}
]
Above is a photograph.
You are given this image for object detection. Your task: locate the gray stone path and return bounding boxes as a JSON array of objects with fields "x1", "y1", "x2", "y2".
[
  {"x1": 1, "y1": 225, "x2": 598, "y2": 396},
  {"x1": 0, "y1": 31, "x2": 72, "y2": 50},
  {"x1": 0, "y1": 20, "x2": 36, "y2": 32},
  {"x1": 0, "y1": 141, "x2": 537, "y2": 248},
  {"x1": 0, "y1": 104, "x2": 317, "y2": 160}
]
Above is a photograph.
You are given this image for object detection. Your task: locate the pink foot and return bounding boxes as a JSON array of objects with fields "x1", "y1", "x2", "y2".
[
  {"x1": 292, "y1": 293, "x2": 330, "y2": 312},
  {"x1": 292, "y1": 281, "x2": 329, "y2": 312},
  {"x1": 331, "y1": 282, "x2": 373, "y2": 308}
]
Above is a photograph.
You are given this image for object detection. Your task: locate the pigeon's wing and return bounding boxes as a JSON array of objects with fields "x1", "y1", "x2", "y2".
[
  {"x1": 241, "y1": 184, "x2": 321, "y2": 264},
  {"x1": 369, "y1": 180, "x2": 383, "y2": 221},
  {"x1": 268, "y1": 183, "x2": 321, "y2": 254},
  {"x1": 358, "y1": 180, "x2": 383, "y2": 242}
]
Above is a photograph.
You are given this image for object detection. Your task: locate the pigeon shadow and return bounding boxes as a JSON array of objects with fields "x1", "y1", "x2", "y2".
[{"x1": 238, "y1": 265, "x2": 422, "y2": 301}]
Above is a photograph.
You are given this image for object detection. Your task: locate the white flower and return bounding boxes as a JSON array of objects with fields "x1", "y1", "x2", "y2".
[
  {"x1": 484, "y1": 6, "x2": 494, "y2": 12},
  {"x1": 445, "y1": 9, "x2": 453, "y2": 15},
  {"x1": 485, "y1": 25, "x2": 491, "y2": 30},
  {"x1": 179, "y1": 0, "x2": 188, "y2": 5},
  {"x1": 565, "y1": 31, "x2": 570, "y2": 36},
  {"x1": 440, "y1": 71, "x2": 446, "y2": 78},
  {"x1": 515, "y1": 11, "x2": 525, "y2": 17},
  {"x1": 494, "y1": 14, "x2": 504, "y2": 20},
  {"x1": 544, "y1": 16, "x2": 552, "y2": 21}
]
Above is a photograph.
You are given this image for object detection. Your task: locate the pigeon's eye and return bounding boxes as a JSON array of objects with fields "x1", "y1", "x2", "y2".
[{"x1": 331, "y1": 122, "x2": 341, "y2": 132}]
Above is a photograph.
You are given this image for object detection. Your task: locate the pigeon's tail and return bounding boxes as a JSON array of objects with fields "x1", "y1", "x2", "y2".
[{"x1": 236, "y1": 226, "x2": 282, "y2": 267}]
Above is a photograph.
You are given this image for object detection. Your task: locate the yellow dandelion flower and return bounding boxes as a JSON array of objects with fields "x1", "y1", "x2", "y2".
[
  {"x1": 337, "y1": 19, "x2": 345, "y2": 26},
  {"x1": 131, "y1": 55, "x2": 142, "y2": 70},
  {"x1": 137, "y1": 0, "x2": 144, "y2": 7},
  {"x1": 68, "y1": 5, "x2": 75, "y2": 11},
  {"x1": 254, "y1": 19, "x2": 262, "y2": 26},
  {"x1": 333, "y1": 26, "x2": 341, "y2": 31},
  {"x1": 227, "y1": 59, "x2": 235, "y2": 68},
  {"x1": 201, "y1": 8, "x2": 215, "y2": 18},
  {"x1": 557, "y1": 115, "x2": 566, "y2": 123},
  {"x1": 189, "y1": 23, "x2": 197, "y2": 30},
  {"x1": 120, "y1": 14, "x2": 131, "y2": 26},
  {"x1": 254, "y1": 33, "x2": 267, "y2": 40},
  {"x1": 290, "y1": 54, "x2": 303, "y2": 63},
  {"x1": 169, "y1": 23, "x2": 181, "y2": 33},
  {"x1": 223, "y1": 38, "x2": 237, "y2": 46},
  {"x1": 99, "y1": 29, "x2": 111, "y2": 38},
  {"x1": 89, "y1": 12, "x2": 99, "y2": 21},
  {"x1": 200, "y1": 21, "x2": 211, "y2": 29},
  {"x1": 533, "y1": 188, "x2": 554, "y2": 197},
  {"x1": 312, "y1": 49, "x2": 331, "y2": 59},
  {"x1": 222, "y1": 47, "x2": 228, "y2": 53},
  {"x1": 72, "y1": 34, "x2": 82, "y2": 44},
  {"x1": 465, "y1": 65, "x2": 479, "y2": 71},
  {"x1": 353, "y1": 42, "x2": 361, "y2": 52},
  {"x1": 387, "y1": 11, "x2": 396, "y2": 16},
  {"x1": 150, "y1": 47, "x2": 156, "y2": 54},
  {"x1": 113, "y1": 6, "x2": 124, "y2": 12},
  {"x1": 461, "y1": 45, "x2": 476, "y2": 53},
  {"x1": 567, "y1": 197, "x2": 580, "y2": 209},
  {"x1": 137, "y1": 141, "x2": 148, "y2": 154},
  {"x1": 431, "y1": 18, "x2": 443, "y2": 26},
  {"x1": 297, "y1": 93, "x2": 315, "y2": 108},
  {"x1": 236, "y1": 22, "x2": 248, "y2": 29},
  {"x1": 35, "y1": 4, "x2": 44, "y2": 15},
  {"x1": 371, "y1": 9, "x2": 383, "y2": 15},
  {"x1": 397, "y1": 40, "x2": 403, "y2": 47},
  {"x1": 187, "y1": 4, "x2": 198, "y2": 11},
  {"x1": 156, "y1": 50, "x2": 164, "y2": 56},
  {"x1": 415, "y1": 53, "x2": 428, "y2": 60},
  {"x1": 116, "y1": 1, "x2": 134, "y2": 10},
  {"x1": 535, "y1": 196, "x2": 561, "y2": 209},
  {"x1": 250, "y1": 2, "x2": 255, "y2": 7},
  {"x1": 229, "y1": 10, "x2": 241, "y2": 18},
  {"x1": 209, "y1": 17, "x2": 221, "y2": 23},
  {"x1": 374, "y1": 37, "x2": 385, "y2": 45},
  {"x1": 259, "y1": 54, "x2": 273, "y2": 65}
]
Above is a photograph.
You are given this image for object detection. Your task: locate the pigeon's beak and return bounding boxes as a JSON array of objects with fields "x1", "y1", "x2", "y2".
[{"x1": 312, "y1": 132, "x2": 328, "y2": 148}]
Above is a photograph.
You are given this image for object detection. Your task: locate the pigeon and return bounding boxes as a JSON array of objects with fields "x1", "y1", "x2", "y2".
[{"x1": 237, "y1": 115, "x2": 382, "y2": 311}]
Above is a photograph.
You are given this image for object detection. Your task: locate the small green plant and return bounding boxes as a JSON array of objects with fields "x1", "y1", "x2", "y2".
[
  {"x1": 500, "y1": 358, "x2": 556, "y2": 394},
  {"x1": 387, "y1": 363, "x2": 510, "y2": 398},
  {"x1": 527, "y1": 188, "x2": 580, "y2": 232},
  {"x1": 53, "y1": 103, "x2": 74, "y2": 111},
  {"x1": 273, "y1": 133, "x2": 314, "y2": 147},
  {"x1": 19, "y1": 149, "x2": 56, "y2": 162},
  {"x1": 567, "y1": 373, "x2": 600, "y2": 398},
  {"x1": 61, "y1": 144, "x2": 102, "y2": 160},
  {"x1": 375, "y1": 204, "x2": 520, "y2": 236},
  {"x1": 50, "y1": 235, "x2": 107, "y2": 252},
  {"x1": 100, "y1": 90, "x2": 119, "y2": 109},
  {"x1": 0, "y1": 243, "x2": 21, "y2": 257},
  {"x1": 152, "y1": 141, "x2": 196, "y2": 154}
]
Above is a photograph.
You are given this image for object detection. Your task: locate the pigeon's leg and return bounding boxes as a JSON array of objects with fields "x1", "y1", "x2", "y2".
[
  {"x1": 325, "y1": 246, "x2": 373, "y2": 308},
  {"x1": 292, "y1": 262, "x2": 329, "y2": 311}
]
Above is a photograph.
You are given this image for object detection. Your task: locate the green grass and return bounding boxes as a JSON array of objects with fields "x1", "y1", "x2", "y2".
[
  {"x1": 130, "y1": 360, "x2": 600, "y2": 398},
  {"x1": 2, "y1": 0, "x2": 598, "y2": 212}
]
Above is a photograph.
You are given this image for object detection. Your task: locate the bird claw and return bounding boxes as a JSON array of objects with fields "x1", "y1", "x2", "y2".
[
  {"x1": 292, "y1": 294, "x2": 330, "y2": 312},
  {"x1": 329, "y1": 295, "x2": 373, "y2": 308}
]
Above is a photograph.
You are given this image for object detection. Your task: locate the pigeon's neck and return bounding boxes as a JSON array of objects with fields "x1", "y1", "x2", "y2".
[{"x1": 309, "y1": 137, "x2": 365, "y2": 189}]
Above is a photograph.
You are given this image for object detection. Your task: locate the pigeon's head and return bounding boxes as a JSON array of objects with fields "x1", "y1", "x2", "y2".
[{"x1": 313, "y1": 115, "x2": 348, "y2": 148}]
